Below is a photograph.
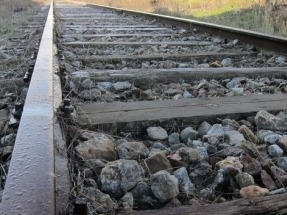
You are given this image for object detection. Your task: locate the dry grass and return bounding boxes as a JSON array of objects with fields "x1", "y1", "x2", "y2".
[
  {"x1": 0, "y1": 0, "x2": 48, "y2": 37},
  {"x1": 0, "y1": 0, "x2": 33, "y2": 19},
  {"x1": 79, "y1": 0, "x2": 152, "y2": 11},
  {"x1": 78, "y1": 0, "x2": 287, "y2": 37}
]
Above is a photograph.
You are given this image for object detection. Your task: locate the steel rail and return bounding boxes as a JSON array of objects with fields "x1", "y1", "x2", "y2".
[
  {"x1": 0, "y1": 1, "x2": 56, "y2": 214},
  {"x1": 83, "y1": 2, "x2": 287, "y2": 55}
]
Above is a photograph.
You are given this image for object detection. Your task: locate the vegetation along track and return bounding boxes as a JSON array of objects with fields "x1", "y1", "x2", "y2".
[{"x1": 1, "y1": 0, "x2": 287, "y2": 214}]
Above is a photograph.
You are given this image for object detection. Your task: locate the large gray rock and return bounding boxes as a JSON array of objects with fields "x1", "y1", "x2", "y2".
[
  {"x1": 78, "y1": 88, "x2": 101, "y2": 101},
  {"x1": 226, "y1": 77, "x2": 245, "y2": 89},
  {"x1": 195, "y1": 146, "x2": 209, "y2": 160},
  {"x1": 174, "y1": 167, "x2": 195, "y2": 197},
  {"x1": 183, "y1": 90, "x2": 193, "y2": 99},
  {"x1": 211, "y1": 168, "x2": 226, "y2": 191},
  {"x1": 83, "y1": 187, "x2": 117, "y2": 213},
  {"x1": 81, "y1": 79, "x2": 95, "y2": 89},
  {"x1": 264, "y1": 133, "x2": 282, "y2": 145},
  {"x1": 198, "y1": 121, "x2": 212, "y2": 137},
  {"x1": 129, "y1": 181, "x2": 163, "y2": 209},
  {"x1": 255, "y1": 110, "x2": 287, "y2": 131},
  {"x1": 216, "y1": 146, "x2": 243, "y2": 158},
  {"x1": 207, "y1": 124, "x2": 224, "y2": 138},
  {"x1": 100, "y1": 159, "x2": 144, "y2": 198},
  {"x1": 222, "y1": 118, "x2": 240, "y2": 131},
  {"x1": 149, "y1": 141, "x2": 165, "y2": 152},
  {"x1": 1, "y1": 146, "x2": 13, "y2": 159},
  {"x1": 221, "y1": 58, "x2": 232, "y2": 67},
  {"x1": 206, "y1": 144, "x2": 217, "y2": 155},
  {"x1": 168, "y1": 133, "x2": 180, "y2": 146},
  {"x1": 69, "y1": 80, "x2": 77, "y2": 93},
  {"x1": 257, "y1": 130, "x2": 275, "y2": 142},
  {"x1": 178, "y1": 147, "x2": 201, "y2": 164},
  {"x1": 149, "y1": 148, "x2": 166, "y2": 157},
  {"x1": 118, "y1": 192, "x2": 133, "y2": 211},
  {"x1": 207, "y1": 136, "x2": 219, "y2": 145},
  {"x1": 276, "y1": 56, "x2": 286, "y2": 64},
  {"x1": 277, "y1": 111, "x2": 287, "y2": 121},
  {"x1": 71, "y1": 71, "x2": 89, "y2": 79},
  {"x1": 85, "y1": 159, "x2": 107, "y2": 177},
  {"x1": 111, "y1": 81, "x2": 132, "y2": 92},
  {"x1": 180, "y1": 127, "x2": 198, "y2": 143},
  {"x1": 97, "y1": 82, "x2": 112, "y2": 91},
  {"x1": 165, "y1": 88, "x2": 183, "y2": 96},
  {"x1": 189, "y1": 161, "x2": 214, "y2": 187},
  {"x1": 213, "y1": 37, "x2": 222, "y2": 44},
  {"x1": 236, "y1": 141, "x2": 258, "y2": 158},
  {"x1": 64, "y1": 50, "x2": 75, "y2": 59},
  {"x1": 199, "y1": 188, "x2": 216, "y2": 202},
  {"x1": 163, "y1": 60, "x2": 176, "y2": 69},
  {"x1": 235, "y1": 172, "x2": 255, "y2": 188},
  {"x1": 151, "y1": 170, "x2": 179, "y2": 203},
  {"x1": 131, "y1": 181, "x2": 153, "y2": 202},
  {"x1": 224, "y1": 130, "x2": 245, "y2": 146},
  {"x1": 147, "y1": 127, "x2": 168, "y2": 141},
  {"x1": 144, "y1": 89, "x2": 159, "y2": 100},
  {"x1": 115, "y1": 139, "x2": 149, "y2": 160},
  {"x1": 273, "y1": 157, "x2": 287, "y2": 171},
  {"x1": 187, "y1": 140, "x2": 203, "y2": 148},
  {"x1": 230, "y1": 87, "x2": 244, "y2": 95},
  {"x1": 178, "y1": 63, "x2": 189, "y2": 68},
  {"x1": 152, "y1": 142, "x2": 168, "y2": 151},
  {"x1": 238, "y1": 125, "x2": 259, "y2": 144},
  {"x1": 268, "y1": 144, "x2": 284, "y2": 157},
  {"x1": 0, "y1": 133, "x2": 16, "y2": 146},
  {"x1": 170, "y1": 143, "x2": 186, "y2": 151},
  {"x1": 163, "y1": 198, "x2": 182, "y2": 208},
  {"x1": 144, "y1": 152, "x2": 172, "y2": 174},
  {"x1": 75, "y1": 132, "x2": 117, "y2": 161}
]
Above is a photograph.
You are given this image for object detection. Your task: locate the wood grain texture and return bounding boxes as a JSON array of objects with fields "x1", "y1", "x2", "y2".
[
  {"x1": 71, "y1": 67, "x2": 287, "y2": 84},
  {"x1": 63, "y1": 41, "x2": 211, "y2": 46},
  {"x1": 77, "y1": 94, "x2": 287, "y2": 133},
  {"x1": 68, "y1": 52, "x2": 254, "y2": 62},
  {"x1": 62, "y1": 27, "x2": 170, "y2": 32},
  {"x1": 62, "y1": 33, "x2": 173, "y2": 38},
  {"x1": 118, "y1": 192, "x2": 287, "y2": 215},
  {"x1": 63, "y1": 25, "x2": 159, "y2": 28}
]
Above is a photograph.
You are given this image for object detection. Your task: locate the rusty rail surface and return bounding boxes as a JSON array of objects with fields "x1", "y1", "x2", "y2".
[
  {"x1": 0, "y1": 1, "x2": 56, "y2": 214},
  {"x1": 84, "y1": 2, "x2": 287, "y2": 54}
]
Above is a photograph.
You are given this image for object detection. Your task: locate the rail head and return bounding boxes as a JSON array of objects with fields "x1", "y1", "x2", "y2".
[
  {"x1": 0, "y1": 1, "x2": 55, "y2": 214},
  {"x1": 81, "y1": 2, "x2": 287, "y2": 54}
]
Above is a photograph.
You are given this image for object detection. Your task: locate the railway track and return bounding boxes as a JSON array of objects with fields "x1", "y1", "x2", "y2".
[{"x1": 1, "y1": 0, "x2": 287, "y2": 214}]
